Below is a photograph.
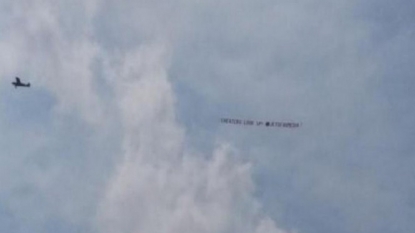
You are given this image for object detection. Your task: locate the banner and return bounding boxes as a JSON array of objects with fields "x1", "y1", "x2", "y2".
[{"x1": 220, "y1": 118, "x2": 301, "y2": 128}]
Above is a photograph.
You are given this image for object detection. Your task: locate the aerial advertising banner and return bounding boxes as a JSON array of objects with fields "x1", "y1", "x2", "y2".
[{"x1": 220, "y1": 118, "x2": 301, "y2": 128}]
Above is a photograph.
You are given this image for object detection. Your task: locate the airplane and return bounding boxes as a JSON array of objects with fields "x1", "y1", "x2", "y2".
[{"x1": 12, "y1": 77, "x2": 30, "y2": 88}]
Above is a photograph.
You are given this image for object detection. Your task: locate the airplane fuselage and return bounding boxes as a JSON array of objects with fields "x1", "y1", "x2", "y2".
[{"x1": 12, "y1": 82, "x2": 30, "y2": 88}]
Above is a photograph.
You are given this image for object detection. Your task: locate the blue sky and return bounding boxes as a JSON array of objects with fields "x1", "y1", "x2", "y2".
[{"x1": 1, "y1": 1, "x2": 414, "y2": 233}]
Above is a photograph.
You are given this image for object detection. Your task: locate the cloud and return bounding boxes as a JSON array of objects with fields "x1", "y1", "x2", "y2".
[
  {"x1": 2, "y1": 0, "x2": 415, "y2": 233},
  {"x1": 96, "y1": 44, "x2": 289, "y2": 233},
  {"x1": 0, "y1": 1, "x2": 290, "y2": 233}
]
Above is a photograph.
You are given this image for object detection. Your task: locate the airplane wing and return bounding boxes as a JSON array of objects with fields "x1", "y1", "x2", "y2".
[{"x1": 16, "y1": 77, "x2": 21, "y2": 83}]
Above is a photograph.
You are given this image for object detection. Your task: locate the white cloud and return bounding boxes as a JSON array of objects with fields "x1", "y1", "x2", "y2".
[
  {"x1": 96, "y1": 44, "x2": 289, "y2": 233},
  {"x1": 0, "y1": 1, "x2": 291, "y2": 233}
]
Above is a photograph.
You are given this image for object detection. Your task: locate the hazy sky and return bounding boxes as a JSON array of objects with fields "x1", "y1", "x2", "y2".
[{"x1": 1, "y1": 1, "x2": 414, "y2": 233}]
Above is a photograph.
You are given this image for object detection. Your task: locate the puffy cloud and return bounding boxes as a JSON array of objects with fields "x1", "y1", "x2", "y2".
[
  {"x1": 96, "y1": 45, "x2": 289, "y2": 233},
  {"x1": 0, "y1": 1, "x2": 290, "y2": 233}
]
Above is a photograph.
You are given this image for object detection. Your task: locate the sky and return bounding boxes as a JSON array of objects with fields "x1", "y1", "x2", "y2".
[{"x1": 0, "y1": 0, "x2": 414, "y2": 233}]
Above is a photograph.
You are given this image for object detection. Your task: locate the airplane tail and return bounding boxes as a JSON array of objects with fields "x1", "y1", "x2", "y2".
[{"x1": 27, "y1": 83, "x2": 30, "y2": 87}]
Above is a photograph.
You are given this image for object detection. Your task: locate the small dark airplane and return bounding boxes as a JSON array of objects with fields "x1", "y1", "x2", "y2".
[{"x1": 12, "y1": 77, "x2": 30, "y2": 88}]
